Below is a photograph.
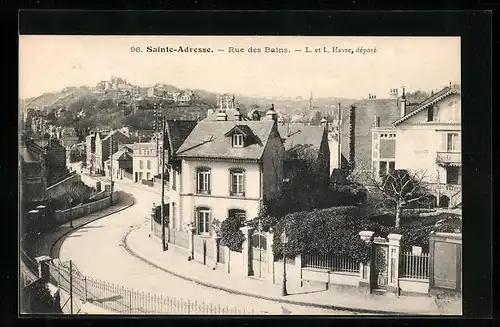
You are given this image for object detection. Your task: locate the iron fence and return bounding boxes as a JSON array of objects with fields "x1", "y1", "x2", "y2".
[
  {"x1": 303, "y1": 254, "x2": 360, "y2": 275},
  {"x1": 46, "y1": 260, "x2": 255, "y2": 315},
  {"x1": 399, "y1": 252, "x2": 430, "y2": 280}
]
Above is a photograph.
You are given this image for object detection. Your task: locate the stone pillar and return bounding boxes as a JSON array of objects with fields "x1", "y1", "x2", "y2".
[
  {"x1": 240, "y1": 226, "x2": 254, "y2": 276},
  {"x1": 266, "y1": 232, "x2": 274, "y2": 281},
  {"x1": 212, "y1": 236, "x2": 221, "y2": 268},
  {"x1": 295, "y1": 254, "x2": 303, "y2": 287},
  {"x1": 358, "y1": 231, "x2": 374, "y2": 291},
  {"x1": 35, "y1": 256, "x2": 52, "y2": 282},
  {"x1": 224, "y1": 246, "x2": 230, "y2": 274},
  {"x1": 387, "y1": 233, "x2": 402, "y2": 295},
  {"x1": 187, "y1": 225, "x2": 196, "y2": 260}
]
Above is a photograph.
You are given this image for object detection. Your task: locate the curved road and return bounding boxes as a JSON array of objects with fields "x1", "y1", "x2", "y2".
[{"x1": 59, "y1": 174, "x2": 354, "y2": 315}]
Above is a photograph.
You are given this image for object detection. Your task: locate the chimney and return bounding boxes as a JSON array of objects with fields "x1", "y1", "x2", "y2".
[
  {"x1": 400, "y1": 86, "x2": 407, "y2": 117},
  {"x1": 234, "y1": 107, "x2": 242, "y2": 121},
  {"x1": 266, "y1": 104, "x2": 277, "y2": 121},
  {"x1": 373, "y1": 115, "x2": 380, "y2": 127},
  {"x1": 216, "y1": 109, "x2": 227, "y2": 121},
  {"x1": 348, "y1": 105, "x2": 356, "y2": 171}
]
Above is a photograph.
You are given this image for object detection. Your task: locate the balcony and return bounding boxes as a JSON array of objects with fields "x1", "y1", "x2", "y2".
[
  {"x1": 440, "y1": 183, "x2": 461, "y2": 193},
  {"x1": 436, "y1": 151, "x2": 461, "y2": 166}
]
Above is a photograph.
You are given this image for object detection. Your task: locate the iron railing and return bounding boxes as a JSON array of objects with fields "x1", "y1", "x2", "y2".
[
  {"x1": 302, "y1": 254, "x2": 360, "y2": 274},
  {"x1": 46, "y1": 261, "x2": 255, "y2": 315},
  {"x1": 399, "y1": 252, "x2": 430, "y2": 280}
]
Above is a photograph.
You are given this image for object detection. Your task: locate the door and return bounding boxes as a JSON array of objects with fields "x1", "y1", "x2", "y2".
[
  {"x1": 134, "y1": 172, "x2": 138, "y2": 182},
  {"x1": 251, "y1": 233, "x2": 268, "y2": 278},
  {"x1": 372, "y1": 244, "x2": 389, "y2": 289}
]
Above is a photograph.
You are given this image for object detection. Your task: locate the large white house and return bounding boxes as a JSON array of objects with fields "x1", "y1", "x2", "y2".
[
  {"x1": 393, "y1": 85, "x2": 461, "y2": 207},
  {"x1": 167, "y1": 107, "x2": 285, "y2": 237}
]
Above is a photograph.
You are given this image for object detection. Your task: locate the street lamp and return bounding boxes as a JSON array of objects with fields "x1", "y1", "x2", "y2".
[
  {"x1": 280, "y1": 229, "x2": 289, "y2": 296},
  {"x1": 68, "y1": 196, "x2": 73, "y2": 228}
]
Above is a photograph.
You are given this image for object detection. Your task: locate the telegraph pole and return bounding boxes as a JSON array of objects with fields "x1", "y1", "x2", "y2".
[
  {"x1": 337, "y1": 103, "x2": 342, "y2": 169},
  {"x1": 153, "y1": 102, "x2": 160, "y2": 179},
  {"x1": 160, "y1": 115, "x2": 167, "y2": 251},
  {"x1": 109, "y1": 133, "x2": 114, "y2": 206}
]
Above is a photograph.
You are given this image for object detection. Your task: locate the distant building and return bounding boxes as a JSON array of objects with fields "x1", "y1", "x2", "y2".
[
  {"x1": 94, "y1": 130, "x2": 130, "y2": 175},
  {"x1": 20, "y1": 136, "x2": 48, "y2": 203},
  {"x1": 131, "y1": 142, "x2": 158, "y2": 182},
  {"x1": 60, "y1": 127, "x2": 79, "y2": 148}
]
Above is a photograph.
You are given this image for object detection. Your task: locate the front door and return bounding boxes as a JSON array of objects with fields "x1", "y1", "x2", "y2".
[
  {"x1": 251, "y1": 233, "x2": 268, "y2": 278},
  {"x1": 372, "y1": 244, "x2": 389, "y2": 290}
]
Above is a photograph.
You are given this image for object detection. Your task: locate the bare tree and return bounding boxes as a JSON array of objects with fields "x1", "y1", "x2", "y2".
[{"x1": 369, "y1": 169, "x2": 432, "y2": 227}]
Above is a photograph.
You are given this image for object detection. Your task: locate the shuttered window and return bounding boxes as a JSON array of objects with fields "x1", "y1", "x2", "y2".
[
  {"x1": 229, "y1": 169, "x2": 245, "y2": 196},
  {"x1": 196, "y1": 168, "x2": 211, "y2": 194}
]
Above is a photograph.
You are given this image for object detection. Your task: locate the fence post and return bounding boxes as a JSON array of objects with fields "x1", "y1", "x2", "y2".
[
  {"x1": 387, "y1": 233, "x2": 402, "y2": 296},
  {"x1": 358, "y1": 231, "x2": 374, "y2": 293},
  {"x1": 239, "y1": 226, "x2": 254, "y2": 276},
  {"x1": 84, "y1": 276, "x2": 87, "y2": 302}
]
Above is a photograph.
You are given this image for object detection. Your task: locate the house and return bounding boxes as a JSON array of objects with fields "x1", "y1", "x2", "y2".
[
  {"x1": 104, "y1": 149, "x2": 133, "y2": 180},
  {"x1": 170, "y1": 107, "x2": 285, "y2": 238},
  {"x1": 94, "y1": 130, "x2": 130, "y2": 175},
  {"x1": 85, "y1": 133, "x2": 97, "y2": 173},
  {"x1": 132, "y1": 142, "x2": 158, "y2": 182},
  {"x1": 370, "y1": 116, "x2": 396, "y2": 178},
  {"x1": 60, "y1": 127, "x2": 79, "y2": 148},
  {"x1": 32, "y1": 137, "x2": 68, "y2": 184},
  {"x1": 392, "y1": 85, "x2": 461, "y2": 208},
  {"x1": 20, "y1": 136, "x2": 48, "y2": 203},
  {"x1": 277, "y1": 120, "x2": 330, "y2": 185}
]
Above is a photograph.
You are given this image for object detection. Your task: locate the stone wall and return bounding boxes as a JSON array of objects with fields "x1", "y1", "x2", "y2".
[{"x1": 54, "y1": 192, "x2": 119, "y2": 224}]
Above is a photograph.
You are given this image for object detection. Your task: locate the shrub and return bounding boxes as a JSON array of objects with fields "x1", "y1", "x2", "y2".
[
  {"x1": 220, "y1": 215, "x2": 245, "y2": 253},
  {"x1": 246, "y1": 204, "x2": 280, "y2": 233},
  {"x1": 270, "y1": 206, "x2": 371, "y2": 263}
]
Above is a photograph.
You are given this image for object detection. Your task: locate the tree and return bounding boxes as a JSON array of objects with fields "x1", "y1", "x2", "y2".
[
  {"x1": 311, "y1": 111, "x2": 322, "y2": 125},
  {"x1": 369, "y1": 169, "x2": 433, "y2": 228}
]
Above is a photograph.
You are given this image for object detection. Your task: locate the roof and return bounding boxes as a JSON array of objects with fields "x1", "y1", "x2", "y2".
[
  {"x1": 102, "y1": 130, "x2": 127, "y2": 141},
  {"x1": 107, "y1": 149, "x2": 132, "y2": 161},
  {"x1": 393, "y1": 86, "x2": 460, "y2": 125},
  {"x1": 20, "y1": 146, "x2": 41, "y2": 163},
  {"x1": 176, "y1": 120, "x2": 276, "y2": 160},
  {"x1": 165, "y1": 120, "x2": 198, "y2": 157},
  {"x1": 277, "y1": 123, "x2": 325, "y2": 152}
]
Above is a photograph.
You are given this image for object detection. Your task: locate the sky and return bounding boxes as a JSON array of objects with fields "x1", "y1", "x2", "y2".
[{"x1": 19, "y1": 36, "x2": 460, "y2": 100}]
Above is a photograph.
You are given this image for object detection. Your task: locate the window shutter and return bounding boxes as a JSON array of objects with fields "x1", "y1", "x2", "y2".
[
  {"x1": 209, "y1": 210, "x2": 213, "y2": 236},
  {"x1": 457, "y1": 133, "x2": 462, "y2": 152},
  {"x1": 440, "y1": 133, "x2": 447, "y2": 152},
  {"x1": 194, "y1": 207, "x2": 198, "y2": 233},
  {"x1": 194, "y1": 169, "x2": 198, "y2": 193},
  {"x1": 208, "y1": 171, "x2": 211, "y2": 194},
  {"x1": 229, "y1": 170, "x2": 232, "y2": 195},
  {"x1": 242, "y1": 171, "x2": 246, "y2": 194}
]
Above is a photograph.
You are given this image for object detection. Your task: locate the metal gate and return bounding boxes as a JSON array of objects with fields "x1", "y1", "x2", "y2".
[
  {"x1": 251, "y1": 233, "x2": 267, "y2": 278},
  {"x1": 372, "y1": 243, "x2": 389, "y2": 290}
]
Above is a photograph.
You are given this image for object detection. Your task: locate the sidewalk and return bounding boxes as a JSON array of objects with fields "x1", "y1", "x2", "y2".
[
  {"x1": 125, "y1": 224, "x2": 452, "y2": 316},
  {"x1": 30, "y1": 191, "x2": 135, "y2": 260}
]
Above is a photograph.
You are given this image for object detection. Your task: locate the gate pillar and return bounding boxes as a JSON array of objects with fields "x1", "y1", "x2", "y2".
[
  {"x1": 387, "y1": 233, "x2": 402, "y2": 296},
  {"x1": 358, "y1": 231, "x2": 374, "y2": 292},
  {"x1": 240, "y1": 226, "x2": 254, "y2": 276}
]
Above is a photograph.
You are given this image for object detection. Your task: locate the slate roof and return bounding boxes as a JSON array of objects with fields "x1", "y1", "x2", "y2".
[
  {"x1": 102, "y1": 130, "x2": 127, "y2": 141},
  {"x1": 393, "y1": 86, "x2": 460, "y2": 125},
  {"x1": 176, "y1": 120, "x2": 276, "y2": 160},
  {"x1": 277, "y1": 123, "x2": 326, "y2": 152},
  {"x1": 165, "y1": 120, "x2": 198, "y2": 157}
]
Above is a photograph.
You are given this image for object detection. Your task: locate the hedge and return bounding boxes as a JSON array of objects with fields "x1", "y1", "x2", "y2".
[
  {"x1": 270, "y1": 206, "x2": 372, "y2": 263},
  {"x1": 219, "y1": 215, "x2": 245, "y2": 253}
]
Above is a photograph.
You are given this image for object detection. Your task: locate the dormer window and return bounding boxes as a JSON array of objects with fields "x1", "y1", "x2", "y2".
[{"x1": 233, "y1": 133, "x2": 244, "y2": 147}]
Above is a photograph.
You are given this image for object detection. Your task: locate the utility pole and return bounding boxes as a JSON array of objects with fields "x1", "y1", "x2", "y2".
[
  {"x1": 337, "y1": 103, "x2": 342, "y2": 169},
  {"x1": 153, "y1": 102, "x2": 160, "y2": 179},
  {"x1": 69, "y1": 260, "x2": 73, "y2": 314},
  {"x1": 160, "y1": 115, "x2": 167, "y2": 251},
  {"x1": 109, "y1": 133, "x2": 114, "y2": 206}
]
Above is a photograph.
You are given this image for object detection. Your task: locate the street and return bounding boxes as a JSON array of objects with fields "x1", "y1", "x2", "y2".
[{"x1": 59, "y1": 173, "x2": 357, "y2": 315}]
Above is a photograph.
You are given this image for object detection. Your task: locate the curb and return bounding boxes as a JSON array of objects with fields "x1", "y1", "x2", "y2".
[
  {"x1": 49, "y1": 193, "x2": 135, "y2": 259},
  {"x1": 122, "y1": 226, "x2": 411, "y2": 316}
]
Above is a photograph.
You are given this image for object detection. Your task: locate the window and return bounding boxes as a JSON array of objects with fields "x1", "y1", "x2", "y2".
[
  {"x1": 230, "y1": 169, "x2": 245, "y2": 196},
  {"x1": 229, "y1": 209, "x2": 246, "y2": 221},
  {"x1": 147, "y1": 160, "x2": 151, "y2": 169},
  {"x1": 427, "y1": 107, "x2": 434, "y2": 122},
  {"x1": 196, "y1": 168, "x2": 211, "y2": 194},
  {"x1": 172, "y1": 171, "x2": 177, "y2": 190},
  {"x1": 146, "y1": 172, "x2": 150, "y2": 180},
  {"x1": 388, "y1": 161, "x2": 395, "y2": 173},
  {"x1": 447, "y1": 133, "x2": 459, "y2": 152},
  {"x1": 233, "y1": 133, "x2": 244, "y2": 147},
  {"x1": 379, "y1": 161, "x2": 387, "y2": 177},
  {"x1": 197, "y1": 208, "x2": 210, "y2": 234},
  {"x1": 139, "y1": 160, "x2": 143, "y2": 169}
]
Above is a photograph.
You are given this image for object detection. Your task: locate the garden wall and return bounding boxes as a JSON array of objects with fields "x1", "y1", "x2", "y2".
[
  {"x1": 301, "y1": 267, "x2": 360, "y2": 288},
  {"x1": 399, "y1": 278, "x2": 429, "y2": 295},
  {"x1": 46, "y1": 172, "x2": 81, "y2": 197},
  {"x1": 224, "y1": 247, "x2": 247, "y2": 277},
  {"x1": 54, "y1": 191, "x2": 119, "y2": 224}
]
